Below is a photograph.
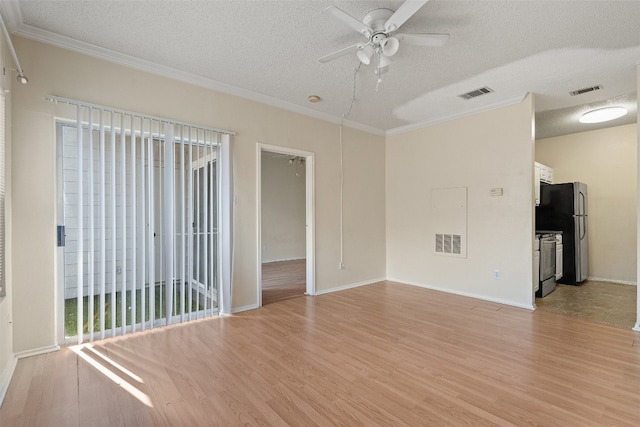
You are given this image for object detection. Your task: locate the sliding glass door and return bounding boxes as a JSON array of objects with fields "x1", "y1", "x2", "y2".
[{"x1": 57, "y1": 110, "x2": 224, "y2": 344}]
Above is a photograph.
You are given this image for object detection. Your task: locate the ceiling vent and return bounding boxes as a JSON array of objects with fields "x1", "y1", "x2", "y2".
[
  {"x1": 569, "y1": 85, "x2": 602, "y2": 96},
  {"x1": 458, "y1": 86, "x2": 494, "y2": 100}
]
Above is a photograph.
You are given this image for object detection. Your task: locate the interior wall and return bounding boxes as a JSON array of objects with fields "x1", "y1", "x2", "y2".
[
  {"x1": 386, "y1": 95, "x2": 535, "y2": 309},
  {"x1": 10, "y1": 37, "x2": 386, "y2": 354},
  {"x1": 0, "y1": 32, "x2": 15, "y2": 402},
  {"x1": 261, "y1": 155, "x2": 306, "y2": 263},
  {"x1": 536, "y1": 124, "x2": 637, "y2": 284},
  {"x1": 636, "y1": 65, "x2": 640, "y2": 332}
]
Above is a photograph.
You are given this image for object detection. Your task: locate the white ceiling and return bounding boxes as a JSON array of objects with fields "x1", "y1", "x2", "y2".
[{"x1": 2, "y1": 0, "x2": 639, "y2": 138}]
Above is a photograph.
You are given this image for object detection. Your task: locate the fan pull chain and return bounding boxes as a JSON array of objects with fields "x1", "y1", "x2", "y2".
[{"x1": 375, "y1": 50, "x2": 383, "y2": 92}]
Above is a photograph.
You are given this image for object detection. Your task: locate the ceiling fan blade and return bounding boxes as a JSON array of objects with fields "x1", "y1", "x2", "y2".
[
  {"x1": 324, "y1": 6, "x2": 372, "y2": 37},
  {"x1": 396, "y1": 33, "x2": 449, "y2": 46},
  {"x1": 318, "y1": 43, "x2": 361, "y2": 63},
  {"x1": 384, "y1": 0, "x2": 429, "y2": 32}
]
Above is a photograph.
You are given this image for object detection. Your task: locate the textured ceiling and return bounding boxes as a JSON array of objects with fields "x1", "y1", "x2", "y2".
[{"x1": 2, "y1": 0, "x2": 639, "y2": 138}]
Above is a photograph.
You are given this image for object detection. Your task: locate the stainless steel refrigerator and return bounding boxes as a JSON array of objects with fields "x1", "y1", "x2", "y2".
[{"x1": 535, "y1": 182, "x2": 588, "y2": 285}]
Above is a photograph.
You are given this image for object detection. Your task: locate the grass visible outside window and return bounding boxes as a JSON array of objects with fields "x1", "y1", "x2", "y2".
[{"x1": 64, "y1": 285, "x2": 210, "y2": 337}]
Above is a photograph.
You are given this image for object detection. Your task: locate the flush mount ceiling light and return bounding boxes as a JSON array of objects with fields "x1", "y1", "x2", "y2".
[
  {"x1": 579, "y1": 106, "x2": 627, "y2": 124},
  {"x1": 308, "y1": 95, "x2": 321, "y2": 103}
]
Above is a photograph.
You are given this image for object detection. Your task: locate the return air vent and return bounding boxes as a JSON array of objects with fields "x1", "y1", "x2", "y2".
[
  {"x1": 569, "y1": 85, "x2": 602, "y2": 96},
  {"x1": 435, "y1": 234, "x2": 461, "y2": 255},
  {"x1": 458, "y1": 87, "x2": 493, "y2": 100}
]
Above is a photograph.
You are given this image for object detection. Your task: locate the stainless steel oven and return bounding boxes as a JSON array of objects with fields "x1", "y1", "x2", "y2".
[{"x1": 536, "y1": 234, "x2": 557, "y2": 297}]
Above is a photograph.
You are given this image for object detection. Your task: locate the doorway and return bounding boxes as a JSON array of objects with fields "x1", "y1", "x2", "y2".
[
  {"x1": 257, "y1": 144, "x2": 315, "y2": 306},
  {"x1": 534, "y1": 124, "x2": 638, "y2": 329}
]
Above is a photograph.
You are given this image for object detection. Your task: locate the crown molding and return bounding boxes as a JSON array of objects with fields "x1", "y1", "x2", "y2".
[
  {"x1": 10, "y1": 22, "x2": 386, "y2": 137},
  {"x1": 386, "y1": 94, "x2": 529, "y2": 137},
  {"x1": 340, "y1": 117, "x2": 385, "y2": 136}
]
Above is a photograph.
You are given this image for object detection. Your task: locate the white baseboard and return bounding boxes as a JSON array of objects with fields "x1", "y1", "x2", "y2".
[
  {"x1": 587, "y1": 277, "x2": 636, "y2": 286},
  {"x1": 231, "y1": 278, "x2": 383, "y2": 311},
  {"x1": 0, "y1": 355, "x2": 17, "y2": 407},
  {"x1": 14, "y1": 345, "x2": 60, "y2": 360},
  {"x1": 231, "y1": 303, "x2": 259, "y2": 314},
  {"x1": 387, "y1": 277, "x2": 535, "y2": 311},
  {"x1": 314, "y1": 277, "x2": 385, "y2": 296},
  {"x1": 633, "y1": 323, "x2": 640, "y2": 332}
]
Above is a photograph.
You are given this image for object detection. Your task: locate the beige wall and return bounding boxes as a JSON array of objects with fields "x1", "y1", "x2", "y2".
[
  {"x1": 386, "y1": 95, "x2": 535, "y2": 308},
  {"x1": 10, "y1": 37, "x2": 386, "y2": 353},
  {"x1": 637, "y1": 66, "x2": 640, "y2": 331},
  {"x1": 0, "y1": 33, "x2": 15, "y2": 401},
  {"x1": 536, "y1": 124, "x2": 637, "y2": 284},
  {"x1": 261, "y1": 155, "x2": 306, "y2": 263}
]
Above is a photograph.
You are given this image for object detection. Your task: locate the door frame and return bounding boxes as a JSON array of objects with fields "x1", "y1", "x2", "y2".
[
  {"x1": 190, "y1": 156, "x2": 218, "y2": 306},
  {"x1": 256, "y1": 143, "x2": 315, "y2": 307}
]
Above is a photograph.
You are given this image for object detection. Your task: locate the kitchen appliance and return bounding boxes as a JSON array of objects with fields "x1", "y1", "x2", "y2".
[
  {"x1": 536, "y1": 182, "x2": 588, "y2": 285},
  {"x1": 533, "y1": 237, "x2": 540, "y2": 293},
  {"x1": 555, "y1": 233, "x2": 563, "y2": 280},
  {"x1": 536, "y1": 233, "x2": 557, "y2": 297}
]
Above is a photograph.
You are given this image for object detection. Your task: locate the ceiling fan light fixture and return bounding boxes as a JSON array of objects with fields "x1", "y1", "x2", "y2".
[
  {"x1": 378, "y1": 53, "x2": 393, "y2": 68},
  {"x1": 579, "y1": 106, "x2": 627, "y2": 124},
  {"x1": 319, "y1": 2, "x2": 446, "y2": 86},
  {"x1": 381, "y1": 36, "x2": 399, "y2": 57},
  {"x1": 357, "y1": 44, "x2": 374, "y2": 65}
]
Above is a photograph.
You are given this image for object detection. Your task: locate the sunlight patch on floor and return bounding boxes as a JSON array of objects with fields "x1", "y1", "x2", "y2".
[{"x1": 70, "y1": 344, "x2": 153, "y2": 407}]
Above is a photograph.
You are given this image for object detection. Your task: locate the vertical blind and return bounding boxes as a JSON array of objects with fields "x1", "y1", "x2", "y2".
[{"x1": 49, "y1": 96, "x2": 234, "y2": 344}]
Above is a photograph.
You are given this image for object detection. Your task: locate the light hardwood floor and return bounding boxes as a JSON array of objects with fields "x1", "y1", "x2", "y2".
[
  {"x1": 1, "y1": 281, "x2": 640, "y2": 426},
  {"x1": 261, "y1": 259, "x2": 306, "y2": 306}
]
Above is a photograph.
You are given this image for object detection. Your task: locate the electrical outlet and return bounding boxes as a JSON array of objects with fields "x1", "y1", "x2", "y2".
[
  {"x1": 493, "y1": 269, "x2": 500, "y2": 280},
  {"x1": 262, "y1": 244, "x2": 267, "y2": 252}
]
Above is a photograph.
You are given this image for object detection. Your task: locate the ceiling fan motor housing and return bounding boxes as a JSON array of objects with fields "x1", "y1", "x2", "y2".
[
  {"x1": 372, "y1": 33, "x2": 388, "y2": 45},
  {"x1": 363, "y1": 8, "x2": 395, "y2": 34}
]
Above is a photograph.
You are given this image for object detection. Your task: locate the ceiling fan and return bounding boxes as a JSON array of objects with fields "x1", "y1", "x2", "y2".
[{"x1": 318, "y1": 0, "x2": 449, "y2": 74}]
